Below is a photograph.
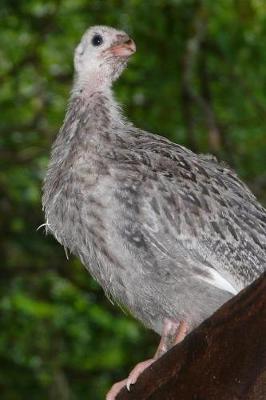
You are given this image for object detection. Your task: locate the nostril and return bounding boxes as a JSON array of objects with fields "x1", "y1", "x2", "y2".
[{"x1": 125, "y1": 39, "x2": 133, "y2": 45}]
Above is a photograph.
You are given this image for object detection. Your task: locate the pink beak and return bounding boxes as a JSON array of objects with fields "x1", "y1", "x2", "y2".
[{"x1": 109, "y1": 38, "x2": 136, "y2": 57}]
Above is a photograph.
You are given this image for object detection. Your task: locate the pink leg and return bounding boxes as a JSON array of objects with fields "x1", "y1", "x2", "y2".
[
  {"x1": 155, "y1": 319, "x2": 182, "y2": 358},
  {"x1": 106, "y1": 319, "x2": 189, "y2": 399},
  {"x1": 174, "y1": 320, "x2": 189, "y2": 345}
]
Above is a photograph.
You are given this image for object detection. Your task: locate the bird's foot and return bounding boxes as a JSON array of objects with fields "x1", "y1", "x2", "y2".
[
  {"x1": 106, "y1": 359, "x2": 155, "y2": 399},
  {"x1": 106, "y1": 319, "x2": 189, "y2": 399},
  {"x1": 126, "y1": 358, "x2": 155, "y2": 389}
]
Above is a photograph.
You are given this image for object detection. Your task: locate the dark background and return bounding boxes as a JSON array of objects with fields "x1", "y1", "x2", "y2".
[{"x1": 1, "y1": 1, "x2": 266, "y2": 399}]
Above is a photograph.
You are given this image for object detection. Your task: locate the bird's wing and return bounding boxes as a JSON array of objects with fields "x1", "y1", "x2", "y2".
[{"x1": 115, "y1": 133, "x2": 266, "y2": 293}]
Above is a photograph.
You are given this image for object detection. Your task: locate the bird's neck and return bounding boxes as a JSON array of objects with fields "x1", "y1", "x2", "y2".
[
  {"x1": 68, "y1": 85, "x2": 125, "y2": 134},
  {"x1": 44, "y1": 87, "x2": 125, "y2": 209},
  {"x1": 54, "y1": 88, "x2": 125, "y2": 151},
  {"x1": 73, "y1": 70, "x2": 110, "y2": 95}
]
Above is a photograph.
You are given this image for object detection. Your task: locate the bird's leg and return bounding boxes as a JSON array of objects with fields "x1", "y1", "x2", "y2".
[
  {"x1": 154, "y1": 319, "x2": 188, "y2": 358},
  {"x1": 106, "y1": 319, "x2": 189, "y2": 400}
]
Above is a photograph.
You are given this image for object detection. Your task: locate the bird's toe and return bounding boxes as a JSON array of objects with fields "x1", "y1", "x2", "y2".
[
  {"x1": 106, "y1": 379, "x2": 127, "y2": 400},
  {"x1": 126, "y1": 358, "x2": 155, "y2": 390}
]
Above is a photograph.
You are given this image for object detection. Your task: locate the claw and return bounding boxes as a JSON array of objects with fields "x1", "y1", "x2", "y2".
[
  {"x1": 106, "y1": 359, "x2": 154, "y2": 399},
  {"x1": 126, "y1": 359, "x2": 155, "y2": 390}
]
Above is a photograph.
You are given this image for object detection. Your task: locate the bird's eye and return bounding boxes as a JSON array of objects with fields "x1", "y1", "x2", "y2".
[{"x1": 91, "y1": 34, "x2": 103, "y2": 47}]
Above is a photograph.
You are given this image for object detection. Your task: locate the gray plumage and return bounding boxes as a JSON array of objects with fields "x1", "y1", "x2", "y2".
[{"x1": 43, "y1": 26, "x2": 266, "y2": 337}]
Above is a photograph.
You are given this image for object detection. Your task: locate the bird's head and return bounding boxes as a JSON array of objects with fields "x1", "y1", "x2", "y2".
[{"x1": 74, "y1": 25, "x2": 136, "y2": 91}]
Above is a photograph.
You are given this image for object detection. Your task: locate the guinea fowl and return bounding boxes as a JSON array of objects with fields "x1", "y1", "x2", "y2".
[{"x1": 43, "y1": 26, "x2": 266, "y2": 399}]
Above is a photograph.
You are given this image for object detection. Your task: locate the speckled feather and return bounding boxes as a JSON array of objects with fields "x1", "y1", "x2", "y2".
[{"x1": 43, "y1": 26, "x2": 266, "y2": 336}]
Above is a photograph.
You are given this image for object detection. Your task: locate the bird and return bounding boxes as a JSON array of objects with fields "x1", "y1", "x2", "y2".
[{"x1": 42, "y1": 25, "x2": 266, "y2": 399}]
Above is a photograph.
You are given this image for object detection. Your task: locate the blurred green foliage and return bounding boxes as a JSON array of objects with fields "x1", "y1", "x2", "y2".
[{"x1": 0, "y1": 0, "x2": 266, "y2": 399}]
